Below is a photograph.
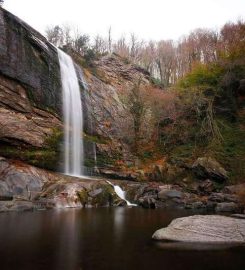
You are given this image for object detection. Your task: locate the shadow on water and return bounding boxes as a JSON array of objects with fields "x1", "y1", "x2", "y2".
[{"x1": 0, "y1": 208, "x2": 244, "y2": 270}]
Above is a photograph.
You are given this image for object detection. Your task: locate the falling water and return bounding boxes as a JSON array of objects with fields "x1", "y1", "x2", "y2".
[
  {"x1": 106, "y1": 181, "x2": 137, "y2": 206},
  {"x1": 93, "y1": 142, "x2": 98, "y2": 169},
  {"x1": 58, "y1": 49, "x2": 84, "y2": 177}
]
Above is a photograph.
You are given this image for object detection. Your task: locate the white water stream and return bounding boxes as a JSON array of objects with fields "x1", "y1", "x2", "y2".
[
  {"x1": 58, "y1": 49, "x2": 84, "y2": 177},
  {"x1": 106, "y1": 181, "x2": 137, "y2": 206}
]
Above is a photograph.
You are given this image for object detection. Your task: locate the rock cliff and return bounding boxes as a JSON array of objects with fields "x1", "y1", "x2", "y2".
[{"x1": 0, "y1": 7, "x2": 151, "y2": 172}]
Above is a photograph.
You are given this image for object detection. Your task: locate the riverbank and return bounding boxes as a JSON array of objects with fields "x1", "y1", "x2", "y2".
[{"x1": 0, "y1": 157, "x2": 244, "y2": 213}]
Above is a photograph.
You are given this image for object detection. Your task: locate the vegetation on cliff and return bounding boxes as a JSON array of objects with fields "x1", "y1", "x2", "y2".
[{"x1": 44, "y1": 19, "x2": 245, "y2": 184}]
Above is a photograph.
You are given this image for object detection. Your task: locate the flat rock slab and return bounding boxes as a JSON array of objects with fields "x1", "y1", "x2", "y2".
[{"x1": 152, "y1": 215, "x2": 245, "y2": 243}]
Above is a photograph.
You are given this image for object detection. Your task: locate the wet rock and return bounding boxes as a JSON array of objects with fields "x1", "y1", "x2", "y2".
[
  {"x1": 99, "y1": 169, "x2": 136, "y2": 180},
  {"x1": 198, "y1": 179, "x2": 215, "y2": 194},
  {"x1": 89, "y1": 188, "x2": 103, "y2": 197},
  {"x1": 206, "y1": 201, "x2": 217, "y2": 210},
  {"x1": 152, "y1": 215, "x2": 245, "y2": 243},
  {"x1": 223, "y1": 183, "x2": 245, "y2": 194},
  {"x1": 0, "y1": 157, "x2": 48, "y2": 200},
  {"x1": 138, "y1": 196, "x2": 156, "y2": 209},
  {"x1": 0, "y1": 200, "x2": 34, "y2": 212},
  {"x1": 158, "y1": 189, "x2": 183, "y2": 200},
  {"x1": 192, "y1": 157, "x2": 228, "y2": 182},
  {"x1": 115, "y1": 200, "x2": 127, "y2": 207},
  {"x1": 208, "y1": 193, "x2": 225, "y2": 202},
  {"x1": 215, "y1": 202, "x2": 239, "y2": 213},
  {"x1": 0, "y1": 8, "x2": 62, "y2": 113},
  {"x1": 185, "y1": 201, "x2": 205, "y2": 209},
  {"x1": 224, "y1": 194, "x2": 239, "y2": 203}
]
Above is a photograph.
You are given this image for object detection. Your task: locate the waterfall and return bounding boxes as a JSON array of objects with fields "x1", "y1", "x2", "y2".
[
  {"x1": 58, "y1": 49, "x2": 84, "y2": 177},
  {"x1": 106, "y1": 181, "x2": 137, "y2": 206},
  {"x1": 93, "y1": 142, "x2": 98, "y2": 169}
]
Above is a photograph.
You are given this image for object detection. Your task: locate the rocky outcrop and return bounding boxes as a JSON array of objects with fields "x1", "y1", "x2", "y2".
[
  {"x1": 0, "y1": 7, "x2": 62, "y2": 113},
  {"x1": 192, "y1": 157, "x2": 228, "y2": 182},
  {"x1": 0, "y1": 75, "x2": 61, "y2": 148},
  {"x1": 0, "y1": 157, "x2": 128, "y2": 211},
  {"x1": 0, "y1": 156, "x2": 244, "y2": 213},
  {"x1": 0, "y1": 7, "x2": 63, "y2": 170},
  {"x1": 152, "y1": 215, "x2": 245, "y2": 243},
  {"x1": 0, "y1": 7, "x2": 153, "y2": 171},
  {"x1": 81, "y1": 53, "x2": 151, "y2": 166}
]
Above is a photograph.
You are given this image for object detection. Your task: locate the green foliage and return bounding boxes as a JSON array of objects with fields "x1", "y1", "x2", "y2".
[
  {"x1": 83, "y1": 49, "x2": 98, "y2": 67},
  {"x1": 0, "y1": 146, "x2": 59, "y2": 170},
  {"x1": 77, "y1": 189, "x2": 88, "y2": 206},
  {"x1": 84, "y1": 133, "x2": 108, "y2": 144},
  {"x1": 44, "y1": 128, "x2": 63, "y2": 151},
  {"x1": 206, "y1": 119, "x2": 245, "y2": 183},
  {"x1": 178, "y1": 64, "x2": 223, "y2": 89}
]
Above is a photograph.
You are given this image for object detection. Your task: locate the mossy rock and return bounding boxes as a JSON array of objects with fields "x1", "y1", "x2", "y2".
[
  {"x1": 0, "y1": 145, "x2": 60, "y2": 171},
  {"x1": 77, "y1": 189, "x2": 89, "y2": 207},
  {"x1": 90, "y1": 184, "x2": 114, "y2": 206}
]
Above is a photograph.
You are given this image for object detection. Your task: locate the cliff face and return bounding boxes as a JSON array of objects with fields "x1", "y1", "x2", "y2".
[
  {"x1": 0, "y1": 7, "x2": 151, "y2": 171},
  {"x1": 0, "y1": 8, "x2": 64, "y2": 169},
  {"x1": 81, "y1": 54, "x2": 151, "y2": 167},
  {"x1": 0, "y1": 8, "x2": 62, "y2": 112}
]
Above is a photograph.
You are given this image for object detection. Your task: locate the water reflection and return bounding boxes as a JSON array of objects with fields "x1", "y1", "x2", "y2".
[
  {"x1": 0, "y1": 208, "x2": 244, "y2": 270},
  {"x1": 55, "y1": 210, "x2": 81, "y2": 270},
  {"x1": 113, "y1": 208, "x2": 125, "y2": 243}
]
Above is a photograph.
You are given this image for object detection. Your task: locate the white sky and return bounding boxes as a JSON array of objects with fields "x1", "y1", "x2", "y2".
[{"x1": 3, "y1": 0, "x2": 245, "y2": 41}]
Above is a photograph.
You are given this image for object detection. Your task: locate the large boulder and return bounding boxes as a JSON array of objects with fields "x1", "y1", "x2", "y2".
[
  {"x1": 192, "y1": 157, "x2": 228, "y2": 182},
  {"x1": 152, "y1": 215, "x2": 245, "y2": 243}
]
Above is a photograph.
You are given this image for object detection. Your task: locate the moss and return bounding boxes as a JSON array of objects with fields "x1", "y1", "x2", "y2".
[
  {"x1": 91, "y1": 184, "x2": 116, "y2": 206},
  {"x1": 77, "y1": 189, "x2": 88, "y2": 206},
  {"x1": 0, "y1": 128, "x2": 63, "y2": 170},
  {"x1": 0, "y1": 145, "x2": 59, "y2": 170},
  {"x1": 44, "y1": 128, "x2": 63, "y2": 151},
  {"x1": 84, "y1": 158, "x2": 96, "y2": 168},
  {"x1": 83, "y1": 133, "x2": 108, "y2": 144}
]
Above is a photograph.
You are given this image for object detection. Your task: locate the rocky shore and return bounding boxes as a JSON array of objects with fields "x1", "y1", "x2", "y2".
[{"x1": 0, "y1": 156, "x2": 244, "y2": 213}]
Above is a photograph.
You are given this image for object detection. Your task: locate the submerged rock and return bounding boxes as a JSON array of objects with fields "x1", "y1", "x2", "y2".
[{"x1": 152, "y1": 215, "x2": 245, "y2": 243}]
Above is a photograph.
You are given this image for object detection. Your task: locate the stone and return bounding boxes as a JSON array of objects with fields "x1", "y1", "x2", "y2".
[
  {"x1": 89, "y1": 188, "x2": 103, "y2": 197},
  {"x1": 224, "y1": 194, "x2": 239, "y2": 203},
  {"x1": 198, "y1": 179, "x2": 215, "y2": 194},
  {"x1": 208, "y1": 193, "x2": 225, "y2": 202},
  {"x1": 158, "y1": 189, "x2": 183, "y2": 200},
  {"x1": 206, "y1": 201, "x2": 217, "y2": 210},
  {"x1": 138, "y1": 196, "x2": 156, "y2": 209},
  {"x1": 215, "y1": 202, "x2": 239, "y2": 212},
  {"x1": 152, "y1": 215, "x2": 245, "y2": 243},
  {"x1": 192, "y1": 157, "x2": 228, "y2": 182},
  {"x1": 223, "y1": 183, "x2": 245, "y2": 194},
  {"x1": 185, "y1": 201, "x2": 205, "y2": 209}
]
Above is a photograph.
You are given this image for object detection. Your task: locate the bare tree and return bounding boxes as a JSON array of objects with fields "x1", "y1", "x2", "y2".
[
  {"x1": 108, "y1": 26, "x2": 112, "y2": 54},
  {"x1": 93, "y1": 35, "x2": 108, "y2": 55},
  {"x1": 45, "y1": 25, "x2": 64, "y2": 47}
]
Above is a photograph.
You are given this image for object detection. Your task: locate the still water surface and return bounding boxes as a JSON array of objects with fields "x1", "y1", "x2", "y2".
[{"x1": 0, "y1": 208, "x2": 244, "y2": 270}]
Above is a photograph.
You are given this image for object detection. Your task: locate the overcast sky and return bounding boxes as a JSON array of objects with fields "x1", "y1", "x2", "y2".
[{"x1": 3, "y1": 0, "x2": 245, "y2": 41}]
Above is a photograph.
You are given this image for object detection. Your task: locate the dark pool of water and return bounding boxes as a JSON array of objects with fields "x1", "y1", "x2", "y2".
[{"x1": 0, "y1": 208, "x2": 244, "y2": 270}]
